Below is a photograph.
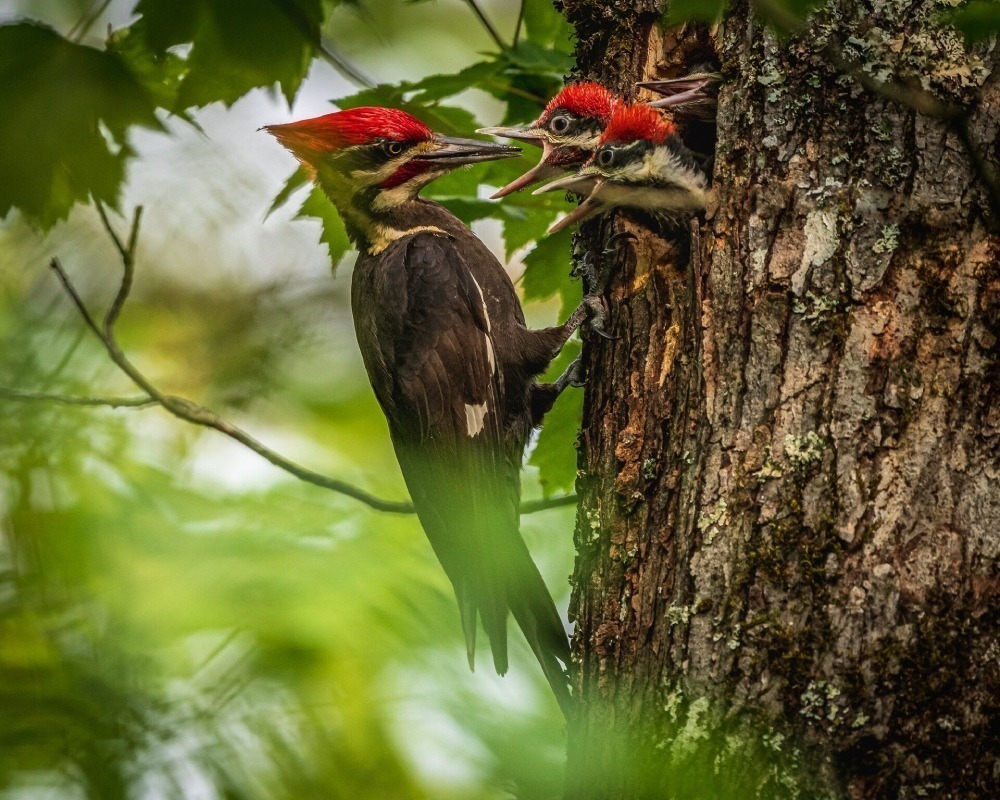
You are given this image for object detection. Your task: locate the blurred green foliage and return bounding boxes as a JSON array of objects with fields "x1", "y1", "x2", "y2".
[
  {"x1": 0, "y1": 0, "x2": 578, "y2": 797},
  {"x1": 0, "y1": 22, "x2": 160, "y2": 227}
]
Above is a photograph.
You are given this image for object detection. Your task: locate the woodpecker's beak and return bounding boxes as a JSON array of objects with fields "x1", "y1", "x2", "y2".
[
  {"x1": 546, "y1": 189, "x2": 606, "y2": 234},
  {"x1": 532, "y1": 169, "x2": 599, "y2": 198},
  {"x1": 489, "y1": 141, "x2": 564, "y2": 199},
  {"x1": 476, "y1": 125, "x2": 547, "y2": 148},
  {"x1": 638, "y1": 76, "x2": 718, "y2": 109},
  {"x1": 416, "y1": 136, "x2": 521, "y2": 166}
]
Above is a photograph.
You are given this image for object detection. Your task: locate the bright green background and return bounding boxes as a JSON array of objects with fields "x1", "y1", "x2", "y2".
[{"x1": 0, "y1": 2, "x2": 580, "y2": 797}]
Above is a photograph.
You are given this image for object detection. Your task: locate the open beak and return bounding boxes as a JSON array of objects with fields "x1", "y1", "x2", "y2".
[
  {"x1": 476, "y1": 125, "x2": 547, "y2": 148},
  {"x1": 489, "y1": 141, "x2": 563, "y2": 199},
  {"x1": 638, "y1": 75, "x2": 718, "y2": 109},
  {"x1": 416, "y1": 136, "x2": 521, "y2": 166},
  {"x1": 547, "y1": 188, "x2": 606, "y2": 234},
  {"x1": 532, "y1": 169, "x2": 599, "y2": 198}
]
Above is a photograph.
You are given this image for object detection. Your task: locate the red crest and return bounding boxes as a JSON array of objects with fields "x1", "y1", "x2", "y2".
[
  {"x1": 266, "y1": 107, "x2": 433, "y2": 160},
  {"x1": 599, "y1": 104, "x2": 675, "y2": 146},
  {"x1": 539, "y1": 82, "x2": 620, "y2": 125}
]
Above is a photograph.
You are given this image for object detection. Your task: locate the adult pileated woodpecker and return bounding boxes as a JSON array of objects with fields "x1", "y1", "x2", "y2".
[
  {"x1": 477, "y1": 82, "x2": 621, "y2": 198},
  {"x1": 535, "y1": 103, "x2": 710, "y2": 233},
  {"x1": 265, "y1": 107, "x2": 603, "y2": 714}
]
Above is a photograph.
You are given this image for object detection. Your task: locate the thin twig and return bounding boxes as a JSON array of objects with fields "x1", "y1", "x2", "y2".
[
  {"x1": 521, "y1": 494, "x2": 578, "y2": 514},
  {"x1": 99, "y1": 203, "x2": 142, "y2": 333},
  {"x1": 0, "y1": 387, "x2": 157, "y2": 409},
  {"x1": 68, "y1": 0, "x2": 114, "y2": 42},
  {"x1": 318, "y1": 41, "x2": 377, "y2": 89},
  {"x1": 95, "y1": 201, "x2": 128, "y2": 261},
  {"x1": 464, "y1": 0, "x2": 507, "y2": 51},
  {"x1": 49, "y1": 259, "x2": 104, "y2": 341},
  {"x1": 513, "y1": 0, "x2": 526, "y2": 47},
  {"x1": 43, "y1": 206, "x2": 577, "y2": 516}
]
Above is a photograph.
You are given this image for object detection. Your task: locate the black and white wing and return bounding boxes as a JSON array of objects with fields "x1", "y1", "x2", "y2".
[{"x1": 355, "y1": 231, "x2": 569, "y2": 705}]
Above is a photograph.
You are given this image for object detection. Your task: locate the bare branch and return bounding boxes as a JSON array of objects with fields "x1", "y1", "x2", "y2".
[
  {"x1": 0, "y1": 387, "x2": 157, "y2": 409},
  {"x1": 68, "y1": 0, "x2": 113, "y2": 42},
  {"x1": 95, "y1": 200, "x2": 128, "y2": 261},
  {"x1": 513, "y1": 0, "x2": 526, "y2": 47},
  {"x1": 463, "y1": 0, "x2": 507, "y2": 51},
  {"x1": 318, "y1": 40, "x2": 377, "y2": 89},
  {"x1": 98, "y1": 203, "x2": 143, "y2": 333},
  {"x1": 49, "y1": 258, "x2": 105, "y2": 342},
  {"x1": 41, "y1": 205, "x2": 577, "y2": 517},
  {"x1": 521, "y1": 494, "x2": 578, "y2": 514}
]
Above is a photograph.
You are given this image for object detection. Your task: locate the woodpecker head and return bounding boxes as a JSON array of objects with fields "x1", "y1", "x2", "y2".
[
  {"x1": 533, "y1": 103, "x2": 709, "y2": 233},
  {"x1": 477, "y1": 83, "x2": 621, "y2": 198},
  {"x1": 265, "y1": 107, "x2": 519, "y2": 247}
]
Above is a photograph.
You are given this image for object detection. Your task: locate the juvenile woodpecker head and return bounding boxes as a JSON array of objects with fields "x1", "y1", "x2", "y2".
[
  {"x1": 534, "y1": 103, "x2": 709, "y2": 233},
  {"x1": 477, "y1": 83, "x2": 621, "y2": 198},
  {"x1": 265, "y1": 107, "x2": 519, "y2": 251}
]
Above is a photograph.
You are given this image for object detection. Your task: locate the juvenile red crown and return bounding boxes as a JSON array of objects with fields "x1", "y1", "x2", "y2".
[
  {"x1": 539, "y1": 82, "x2": 619, "y2": 125},
  {"x1": 599, "y1": 104, "x2": 675, "y2": 147},
  {"x1": 266, "y1": 107, "x2": 433, "y2": 159}
]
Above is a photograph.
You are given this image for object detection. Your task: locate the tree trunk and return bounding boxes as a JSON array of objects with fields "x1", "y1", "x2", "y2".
[{"x1": 562, "y1": 1, "x2": 1000, "y2": 797}]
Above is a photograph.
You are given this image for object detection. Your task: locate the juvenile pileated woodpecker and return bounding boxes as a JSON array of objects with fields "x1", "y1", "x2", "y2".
[
  {"x1": 534, "y1": 103, "x2": 710, "y2": 233},
  {"x1": 638, "y1": 70, "x2": 721, "y2": 118},
  {"x1": 477, "y1": 82, "x2": 621, "y2": 198},
  {"x1": 265, "y1": 107, "x2": 603, "y2": 714}
]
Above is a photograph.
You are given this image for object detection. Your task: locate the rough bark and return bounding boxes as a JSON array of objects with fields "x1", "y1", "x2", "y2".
[{"x1": 563, "y1": 1, "x2": 1000, "y2": 798}]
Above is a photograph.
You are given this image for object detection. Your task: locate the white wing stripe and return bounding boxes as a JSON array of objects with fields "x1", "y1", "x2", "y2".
[{"x1": 464, "y1": 402, "x2": 488, "y2": 436}]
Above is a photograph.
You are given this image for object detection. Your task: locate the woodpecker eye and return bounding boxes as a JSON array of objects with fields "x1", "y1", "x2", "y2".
[
  {"x1": 383, "y1": 140, "x2": 405, "y2": 157},
  {"x1": 598, "y1": 148, "x2": 615, "y2": 167},
  {"x1": 549, "y1": 116, "x2": 571, "y2": 134}
]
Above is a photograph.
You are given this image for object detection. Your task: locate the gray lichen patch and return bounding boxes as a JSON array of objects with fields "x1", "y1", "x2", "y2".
[{"x1": 794, "y1": 209, "x2": 840, "y2": 294}]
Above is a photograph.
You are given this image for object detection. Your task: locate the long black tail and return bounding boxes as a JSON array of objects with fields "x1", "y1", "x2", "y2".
[
  {"x1": 394, "y1": 446, "x2": 573, "y2": 717},
  {"x1": 506, "y1": 549, "x2": 573, "y2": 719}
]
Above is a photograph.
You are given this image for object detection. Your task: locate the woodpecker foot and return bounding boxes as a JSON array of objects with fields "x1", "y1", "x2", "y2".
[
  {"x1": 530, "y1": 358, "x2": 584, "y2": 424},
  {"x1": 572, "y1": 250, "x2": 600, "y2": 288},
  {"x1": 582, "y1": 294, "x2": 612, "y2": 340},
  {"x1": 602, "y1": 228, "x2": 636, "y2": 261},
  {"x1": 557, "y1": 357, "x2": 585, "y2": 390}
]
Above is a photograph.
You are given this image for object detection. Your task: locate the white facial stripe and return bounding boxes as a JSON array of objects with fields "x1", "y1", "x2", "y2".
[
  {"x1": 350, "y1": 139, "x2": 438, "y2": 184},
  {"x1": 464, "y1": 402, "x2": 487, "y2": 436},
  {"x1": 351, "y1": 160, "x2": 400, "y2": 183},
  {"x1": 552, "y1": 131, "x2": 600, "y2": 149}
]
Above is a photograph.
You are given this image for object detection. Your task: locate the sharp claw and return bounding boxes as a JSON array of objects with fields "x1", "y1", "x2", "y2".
[
  {"x1": 602, "y1": 229, "x2": 636, "y2": 261},
  {"x1": 605, "y1": 229, "x2": 637, "y2": 249},
  {"x1": 582, "y1": 295, "x2": 612, "y2": 340}
]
